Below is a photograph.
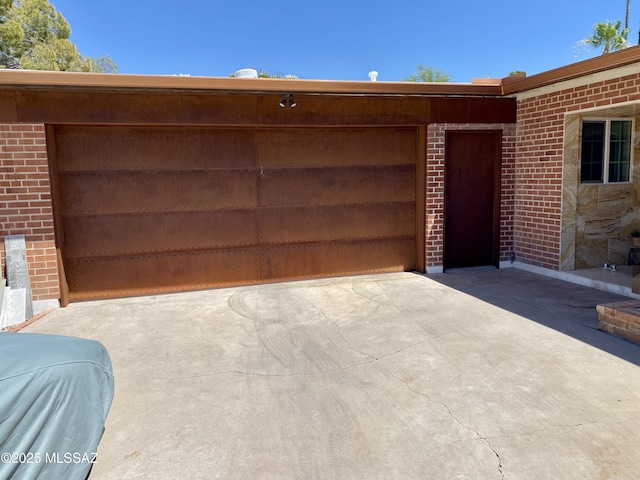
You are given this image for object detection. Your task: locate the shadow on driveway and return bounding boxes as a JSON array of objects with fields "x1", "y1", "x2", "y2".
[
  {"x1": 19, "y1": 268, "x2": 640, "y2": 479},
  {"x1": 428, "y1": 267, "x2": 640, "y2": 366}
]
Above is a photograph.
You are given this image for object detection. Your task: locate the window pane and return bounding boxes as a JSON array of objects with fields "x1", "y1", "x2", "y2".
[
  {"x1": 581, "y1": 122, "x2": 604, "y2": 183},
  {"x1": 608, "y1": 120, "x2": 632, "y2": 182}
]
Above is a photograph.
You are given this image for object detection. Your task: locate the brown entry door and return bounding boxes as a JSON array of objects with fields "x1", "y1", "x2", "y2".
[{"x1": 444, "y1": 130, "x2": 501, "y2": 269}]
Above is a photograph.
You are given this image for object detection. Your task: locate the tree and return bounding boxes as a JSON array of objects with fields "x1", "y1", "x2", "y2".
[
  {"x1": 584, "y1": 20, "x2": 629, "y2": 54},
  {"x1": 625, "y1": 0, "x2": 630, "y2": 37},
  {"x1": 0, "y1": 0, "x2": 11, "y2": 16},
  {"x1": 403, "y1": 64, "x2": 450, "y2": 82},
  {"x1": 230, "y1": 68, "x2": 300, "y2": 79},
  {"x1": 257, "y1": 70, "x2": 298, "y2": 79},
  {"x1": 80, "y1": 55, "x2": 118, "y2": 73},
  {"x1": 0, "y1": 0, "x2": 117, "y2": 72}
]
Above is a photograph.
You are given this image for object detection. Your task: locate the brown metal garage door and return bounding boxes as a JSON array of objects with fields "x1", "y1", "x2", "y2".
[{"x1": 51, "y1": 126, "x2": 417, "y2": 301}]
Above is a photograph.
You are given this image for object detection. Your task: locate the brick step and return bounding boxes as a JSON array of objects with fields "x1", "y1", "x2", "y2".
[{"x1": 597, "y1": 301, "x2": 640, "y2": 345}]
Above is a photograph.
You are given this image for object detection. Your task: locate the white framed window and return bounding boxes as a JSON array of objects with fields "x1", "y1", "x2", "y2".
[{"x1": 580, "y1": 118, "x2": 634, "y2": 183}]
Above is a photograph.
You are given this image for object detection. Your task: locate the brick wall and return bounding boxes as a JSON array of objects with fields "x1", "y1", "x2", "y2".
[
  {"x1": 426, "y1": 123, "x2": 516, "y2": 270},
  {"x1": 0, "y1": 120, "x2": 520, "y2": 302},
  {"x1": 3, "y1": 74, "x2": 639, "y2": 302},
  {"x1": 425, "y1": 125, "x2": 445, "y2": 270},
  {"x1": 515, "y1": 73, "x2": 640, "y2": 269},
  {"x1": 0, "y1": 124, "x2": 58, "y2": 302}
]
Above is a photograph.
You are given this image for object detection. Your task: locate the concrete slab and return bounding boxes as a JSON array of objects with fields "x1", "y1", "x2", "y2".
[{"x1": 20, "y1": 269, "x2": 640, "y2": 479}]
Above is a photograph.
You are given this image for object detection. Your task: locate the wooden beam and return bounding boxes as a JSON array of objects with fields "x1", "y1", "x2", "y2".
[
  {"x1": 0, "y1": 69, "x2": 504, "y2": 96},
  {"x1": 502, "y1": 45, "x2": 640, "y2": 95}
]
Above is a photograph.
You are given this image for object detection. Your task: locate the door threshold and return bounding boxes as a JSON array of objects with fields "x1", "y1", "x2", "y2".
[{"x1": 444, "y1": 265, "x2": 498, "y2": 272}]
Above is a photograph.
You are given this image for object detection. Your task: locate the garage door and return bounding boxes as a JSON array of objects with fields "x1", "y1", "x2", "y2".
[{"x1": 52, "y1": 126, "x2": 417, "y2": 301}]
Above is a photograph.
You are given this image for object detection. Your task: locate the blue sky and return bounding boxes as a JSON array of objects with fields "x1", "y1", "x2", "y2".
[{"x1": 51, "y1": 0, "x2": 634, "y2": 82}]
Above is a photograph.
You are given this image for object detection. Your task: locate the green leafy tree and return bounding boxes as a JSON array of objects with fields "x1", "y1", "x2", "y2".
[
  {"x1": 257, "y1": 69, "x2": 286, "y2": 78},
  {"x1": 81, "y1": 55, "x2": 118, "y2": 73},
  {"x1": 0, "y1": 0, "x2": 12, "y2": 16},
  {"x1": 584, "y1": 20, "x2": 629, "y2": 54},
  {"x1": 403, "y1": 64, "x2": 450, "y2": 82},
  {"x1": 0, "y1": 0, "x2": 116, "y2": 72},
  {"x1": 230, "y1": 68, "x2": 299, "y2": 79}
]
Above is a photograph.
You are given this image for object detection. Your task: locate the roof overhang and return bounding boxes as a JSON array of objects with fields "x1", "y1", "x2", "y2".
[
  {"x1": 0, "y1": 69, "x2": 505, "y2": 97},
  {"x1": 2, "y1": 45, "x2": 640, "y2": 100},
  {"x1": 502, "y1": 45, "x2": 640, "y2": 95}
]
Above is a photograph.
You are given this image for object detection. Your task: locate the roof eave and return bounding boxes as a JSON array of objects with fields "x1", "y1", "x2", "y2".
[
  {"x1": 501, "y1": 45, "x2": 640, "y2": 95},
  {"x1": 0, "y1": 69, "x2": 504, "y2": 96}
]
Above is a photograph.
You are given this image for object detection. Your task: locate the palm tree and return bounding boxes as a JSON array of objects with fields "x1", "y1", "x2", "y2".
[
  {"x1": 625, "y1": 0, "x2": 630, "y2": 37},
  {"x1": 585, "y1": 20, "x2": 630, "y2": 54}
]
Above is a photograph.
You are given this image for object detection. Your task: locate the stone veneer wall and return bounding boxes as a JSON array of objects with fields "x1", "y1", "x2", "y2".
[
  {"x1": 0, "y1": 124, "x2": 59, "y2": 302},
  {"x1": 563, "y1": 114, "x2": 640, "y2": 269},
  {"x1": 425, "y1": 123, "x2": 516, "y2": 271},
  {"x1": 517, "y1": 72, "x2": 640, "y2": 271}
]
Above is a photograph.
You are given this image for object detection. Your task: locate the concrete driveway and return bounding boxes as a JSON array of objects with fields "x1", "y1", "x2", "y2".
[{"x1": 22, "y1": 269, "x2": 640, "y2": 479}]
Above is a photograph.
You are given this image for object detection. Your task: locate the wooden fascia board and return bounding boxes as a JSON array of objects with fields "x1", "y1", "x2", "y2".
[
  {"x1": 0, "y1": 69, "x2": 503, "y2": 96},
  {"x1": 501, "y1": 45, "x2": 640, "y2": 95},
  {"x1": 5, "y1": 47, "x2": 640, "y2": 99}
]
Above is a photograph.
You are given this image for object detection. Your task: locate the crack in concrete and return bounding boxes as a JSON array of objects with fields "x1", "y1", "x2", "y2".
[
  {"x1": 315, "y1": 300, "x2": 467, "y2": 367},
  {"x1": 228, "y1": 288, "x2": 466, "y2": 380},
  {"x1": 381, "y1": 367, "x2": 504, "y2": 479},
  {"x1": 117, "y1": 323, "x2": 468, "y2": 386},
  {"x1": 117, "y1": 358, "x2": 383, "y2": 384},
  {"x1": 326, "y1": 311, "x2": 377, "y2": 361},
  {"x1": 194, "y1": 286, "x2": 504, "y2": 478},
  {"x1": 487, "y1": 439, "x2": 504, "y2": 479},
  {"x1": 485, "y1": 417, "x2": 607, "y2": 441},
  {"x1": 120, "y1": 326, "x2": 465, "y2": 385}
]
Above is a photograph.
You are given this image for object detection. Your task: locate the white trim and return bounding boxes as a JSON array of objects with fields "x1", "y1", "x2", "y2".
[
  {"x1": 426, "y1": 265, "x2": 444, "y2": 274},
  {"x1": 512, "y1": 63, "x2": 640, "y2": 101},
  {"x1": 580, "y1": 117, "x2": 634, "y2": 184}
]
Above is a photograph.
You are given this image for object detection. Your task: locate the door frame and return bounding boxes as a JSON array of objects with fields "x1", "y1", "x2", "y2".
[
  {"x1": 416, "y1": 125, "x2": 427, "y2": 273},
  {"x1": 443, "y1": 129, "x2": 502, "y2": 270}
]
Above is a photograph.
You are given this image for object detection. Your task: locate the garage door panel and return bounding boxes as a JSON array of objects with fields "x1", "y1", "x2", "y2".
[
  {"x1": 260, "y1": 203, "x2": 415, "y2": 245},
  {"x1": 52, "y1": 125, "x2": 418, "y2": 301},
  {"x1": 257, "y1": 128, "x2": 416, "y2": 168},
  {"x1": 55, "y1": 126, "x2": 256, "y2": 172},
  {"x1": 259, "y1": 165, "x2": 415, "y2": 207},
  {"x1": 59, "y1": 170, "x2": 257, "y2": 215},
  {"x1": 66, "y1": 248, "x2": 261, "y2": 300},
  {"x1": 261, "y1": 238, "x2": 415, "y2": 280},
  {"x1": 63, "y1": 210, "x2": 259, "y2": 258}
]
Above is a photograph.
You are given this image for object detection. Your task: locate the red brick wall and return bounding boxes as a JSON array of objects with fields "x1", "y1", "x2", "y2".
[
  {"x1": 0, "y1": 120, "x2": 519, "y2": 301},
  {"x1": 425, "y1": 125, "x2": 445, "y2": 270},
  {"x1": 0, "y1": 124, "x2": 58, "y2": 302},
  {"x1": 426, "y1": 123, "x2": 516, "y2": 270},
  {"x1": 3, "y1": 73, "x2": 638, "y2": 301},
  {"x1": 515, "y1": 72, "x2": 640, "y2": 269}
]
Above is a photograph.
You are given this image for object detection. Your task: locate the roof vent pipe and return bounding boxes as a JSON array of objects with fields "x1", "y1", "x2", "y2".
[
  {"x1": 368, "y1": 71, "x2": 378, "y2": 82},
  {"x1": 235, "y1": 68, "x2": 258, "y2": 78}
]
